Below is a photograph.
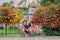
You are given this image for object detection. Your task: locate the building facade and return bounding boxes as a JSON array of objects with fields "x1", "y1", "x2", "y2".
[
  {"x1": 11, "y1": 0, "x2": 39, "y2": 21},
  {"x1": 24, "y1": 1, "x2": 39, "y2": 21}
]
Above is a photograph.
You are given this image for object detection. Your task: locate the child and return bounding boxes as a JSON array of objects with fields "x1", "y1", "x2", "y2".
[
  {"x1": 29, "y1": 21, "x2": 37, "y2": 36},
  {"x1": 20, "y1": 20, "x2": 27, "y2": 37},
  {"x1": 24, "y1": 21, "x2": 30, "y2": 37}
]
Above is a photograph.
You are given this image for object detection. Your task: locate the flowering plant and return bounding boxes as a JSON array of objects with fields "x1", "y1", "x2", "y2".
[
  {"x1": 32, "y1": 6, "x2": 49, "y2": 27},
  {"x1": 32, "y1": 4, "x2": 60, "y2": 29},
  {"x1": 0, "y1": 7, "x2": 24, "y2": 25},
  {"x1": 32, "y1": 4, "x2": 60, "y2": 36}
]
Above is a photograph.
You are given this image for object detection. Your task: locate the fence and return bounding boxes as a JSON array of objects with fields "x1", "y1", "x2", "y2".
[
  {"x1": 0, "y1": 14, "x2": 33, "y2": 36},
  {"x1": 0, "y1": 23, "x2": 22, "y2": 36},
  {"x1": 0, "y1": 14, "x2": 48, "y2": 36}
]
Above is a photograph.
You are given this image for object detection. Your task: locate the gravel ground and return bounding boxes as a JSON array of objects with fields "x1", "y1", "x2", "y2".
[{"x1": 0, "y1": 36, "x2": 60, "y2": 40}]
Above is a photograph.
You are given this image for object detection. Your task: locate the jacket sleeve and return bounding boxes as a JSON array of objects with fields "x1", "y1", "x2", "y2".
[{"x1": 20, "y1": 24, "x2": 25, "y2": 31}]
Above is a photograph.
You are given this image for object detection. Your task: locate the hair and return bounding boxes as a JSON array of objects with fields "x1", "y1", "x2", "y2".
[
  {"x1": 29, "y1": 21, "x2": 34, "y2": 26},
  {"x1": 30, "y1": 21, "x2": 34, "y2": 24},
  {"x1": 22, "y1": 20, "x2": 27, "y2": 24}
]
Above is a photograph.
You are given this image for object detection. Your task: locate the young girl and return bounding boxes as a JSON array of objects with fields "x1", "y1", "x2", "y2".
[
  {"x1": 20, "y1": 20, "x2": 27, "y2": 37},
  {"x1": 21, "y1": 20, "x2": 30, "y2": 37},
  {"x1": 24, "y1": 21, "x2": 30, "y2": 37},
  {"x1": 29, "y1": 21, "x2": 37, "y2": 36}
]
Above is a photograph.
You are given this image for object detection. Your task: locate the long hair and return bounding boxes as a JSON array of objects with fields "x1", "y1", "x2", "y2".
[{"x1": 29, "y1": 21, "x2": 34, "y2": 26}]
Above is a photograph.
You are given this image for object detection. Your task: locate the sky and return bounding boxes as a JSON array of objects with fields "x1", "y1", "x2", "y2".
[{"x1": 0, "y1": 0, "x2": 12, "y2": 5}]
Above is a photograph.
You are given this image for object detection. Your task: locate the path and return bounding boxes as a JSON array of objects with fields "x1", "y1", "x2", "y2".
[{"x1": 0, "y1": 36, "x2": 60, "y2": 40}]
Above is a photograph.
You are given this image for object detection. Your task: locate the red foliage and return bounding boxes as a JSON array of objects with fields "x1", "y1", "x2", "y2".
[{"x1": 51, "y1": 19, "x2": 59, "y2": 29}]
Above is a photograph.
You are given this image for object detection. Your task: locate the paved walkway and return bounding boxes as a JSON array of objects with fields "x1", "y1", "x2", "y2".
[{"x1": 0, "y1": 36, "x2": 60, "y2": 40}]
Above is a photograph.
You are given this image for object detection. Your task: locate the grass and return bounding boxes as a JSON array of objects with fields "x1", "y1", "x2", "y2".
[
  {"x1": 0, "y1": 27, "x2": 22, "y2": 36},
  {"x1": 0, "y1": 27, "x2": 42, "y2": 36}
]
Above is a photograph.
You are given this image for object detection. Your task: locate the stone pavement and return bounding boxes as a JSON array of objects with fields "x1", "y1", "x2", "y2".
[{"x1": 0, "y1": 36, "x2": 60, "y2": 40}]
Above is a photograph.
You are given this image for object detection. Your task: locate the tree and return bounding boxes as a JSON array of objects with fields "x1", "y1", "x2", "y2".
[
  {"x1": 37, "y1": 0, "x2": 41, "y2": 5},
  {"x1": 41, "y1": 0, "x2": 56, "y2": 6},
  {"x1": 2, "y1": 2, "x2": 10, "y2": 7},
  {"x1": 18, "y1": 7, "x2": 29, "y2": 13},
  {"x1": 10, "y1": 1, "x2": 14, "y2": 7}
]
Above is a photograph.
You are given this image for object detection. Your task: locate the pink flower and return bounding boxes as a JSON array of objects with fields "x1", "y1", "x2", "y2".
[{"x1": 56, "y1": 8, "x2": 60, "y2": 14}]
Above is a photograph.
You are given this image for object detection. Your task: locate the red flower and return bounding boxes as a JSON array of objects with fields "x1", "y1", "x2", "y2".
[
  {"x1": 51, "y1": 22, "x2": 55, "y2": 29},
  {"x1": 33, "y1": 18, "x2": 40, "y2": 25},
  {"x1": 51, "y1": 19, "x2": 59, "y2": 29},
  {"x1": 39, "y1": 18, "x2": 44, "y2": 23},
  {"x1": 10, "y1": 15, "x2": 15, "y2": 19},
  {"x1": 32, "y1": 13, "x2": 40, "y2": 22},
  {"x1": 56, "y1": 8, "x2": 60, "y2": 14},
  {"x1": 44, "y1": 19, "x2": 49, "y2": 24},
  {"x1": 34, "y1": 22, "x2": 39, "y2": 25},
  {"x1": 6, "y1": 12, "x2": 12, "y2": 17},
  {"x1": 2, "y1": 20, "x2": 8, "y2": 24}
]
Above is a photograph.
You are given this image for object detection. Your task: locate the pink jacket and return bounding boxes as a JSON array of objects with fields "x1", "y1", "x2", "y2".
[
  {"x1": 30, "y1": 25, "x2": 37, "y2": 32},
  {"x1": 20, "y1": 24, "x2": 25, "y2": 31}
]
